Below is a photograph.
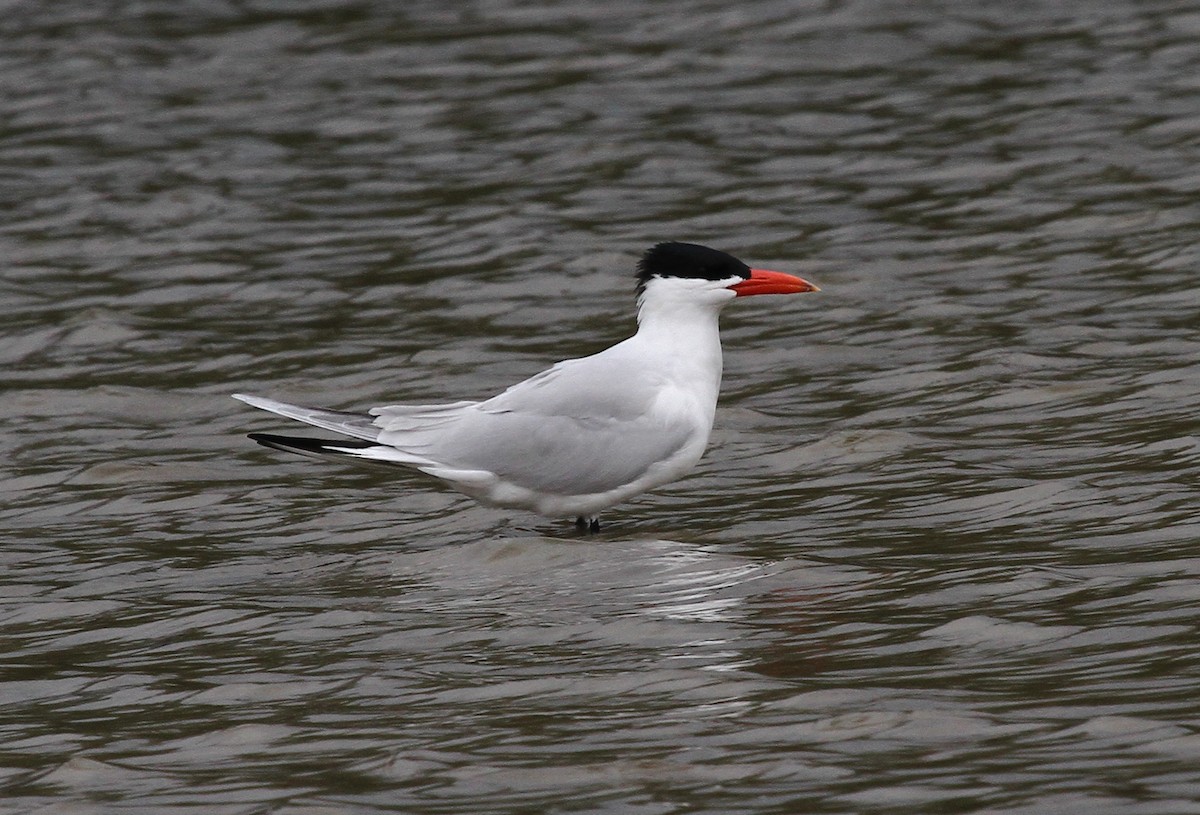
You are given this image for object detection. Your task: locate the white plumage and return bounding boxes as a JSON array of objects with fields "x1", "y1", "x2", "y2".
[{"x1": 234, "y1": 242, "x2": 817, "y2": 529}]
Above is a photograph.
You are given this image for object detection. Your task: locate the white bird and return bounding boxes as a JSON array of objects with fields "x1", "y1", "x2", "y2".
[{"x1": 234, "y1": 242, "x2": 818, "y2": 531}]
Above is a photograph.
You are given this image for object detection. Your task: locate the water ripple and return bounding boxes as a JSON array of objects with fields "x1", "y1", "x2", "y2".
[{"x1": 3, "y1": 0, "x2": 1200, "y2": 812}]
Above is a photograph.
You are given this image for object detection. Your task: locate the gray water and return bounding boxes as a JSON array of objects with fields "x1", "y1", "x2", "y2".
[{"x1": 3, "y1": 0, "x2": 1200, "y2": 812}]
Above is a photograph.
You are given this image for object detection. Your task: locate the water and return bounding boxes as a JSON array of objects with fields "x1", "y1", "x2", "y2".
[{"x1": 3, "y1": 0, "x2": 1200, "y2": 811}]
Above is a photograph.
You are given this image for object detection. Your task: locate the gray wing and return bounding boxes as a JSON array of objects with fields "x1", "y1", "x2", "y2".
[
  {"x1": 482, "y1": 341, "x2": 660, "y2": 421},
  {"x1": 422, "y1": 408, "x2": 695, "y2": 496},
  {"x1": 393, "y1": 347, "x2": 698, "y2": 495}
]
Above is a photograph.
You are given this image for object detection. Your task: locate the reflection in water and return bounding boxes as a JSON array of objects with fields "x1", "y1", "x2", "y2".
[{"x1": 3, "y1": 0, "x2": 1200, "y2": 811}]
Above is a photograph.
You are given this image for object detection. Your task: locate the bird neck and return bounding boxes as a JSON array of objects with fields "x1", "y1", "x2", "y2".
[{"x1": 632, "y1": 293, "x2": 726, "y2": 390}]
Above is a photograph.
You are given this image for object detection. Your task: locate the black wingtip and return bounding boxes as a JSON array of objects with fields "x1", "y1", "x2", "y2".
[{"x1": 247, "y1": 432, "x2": 375, "y2": 454}]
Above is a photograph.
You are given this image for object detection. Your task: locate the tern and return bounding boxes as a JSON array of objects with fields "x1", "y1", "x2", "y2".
[{"x1": 234, "y1": 242, "x2": 818, "y2": 531}]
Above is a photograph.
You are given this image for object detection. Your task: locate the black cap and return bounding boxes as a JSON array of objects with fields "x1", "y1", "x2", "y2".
[{"x1": 636, "y1": 242, "x2": 751, "y2": 294}]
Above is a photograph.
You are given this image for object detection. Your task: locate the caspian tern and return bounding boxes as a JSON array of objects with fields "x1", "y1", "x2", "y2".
[{"x1": 234, "y1": 242, "x2": 817, "y2": 531}]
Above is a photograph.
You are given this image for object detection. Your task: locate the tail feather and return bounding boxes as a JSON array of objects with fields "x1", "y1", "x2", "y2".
[
  {"x1": 233, "y1": 393, "x2": 381, "y2": 442},
  {"x1": 234, "y1": 393, "x2": 463, "y2": 470}
]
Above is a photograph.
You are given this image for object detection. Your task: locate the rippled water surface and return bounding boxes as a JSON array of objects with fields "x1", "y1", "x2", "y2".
[{"x1": 4, "y1": 0, "x2": 1200, "y2": 812}]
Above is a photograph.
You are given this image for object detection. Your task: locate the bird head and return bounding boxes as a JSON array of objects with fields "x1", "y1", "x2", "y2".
[{"x1": 635, "y1": 242, "x2": 819, "y2": 306}]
